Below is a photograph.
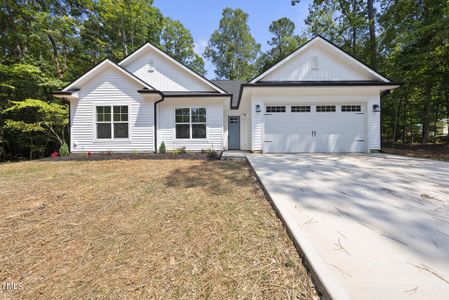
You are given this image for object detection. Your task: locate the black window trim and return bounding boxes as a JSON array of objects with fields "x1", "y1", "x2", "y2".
[
  {"x1": 175, "y1": 107, "x2": 207, "y2": 140},
  {"x1": 266, "y1": 106, "x2": 286, "y2": 113},
  {"x1": 95, "y1": 105, "x2": 130, "y2": 140}
]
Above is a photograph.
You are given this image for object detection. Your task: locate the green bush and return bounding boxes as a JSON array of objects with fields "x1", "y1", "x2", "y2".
[
  {"x1": 159, "y1": 141, "x2": 166, "y2": 153},
  {"x1": 206, "y1": 148, "x2": 218, "y2": 159},
  {"x1": 170, "y1": 149, "x2": 182, "y2": 156},
  {"x1": 59, "y1": 142, "x2": 70, "y2": 157}
]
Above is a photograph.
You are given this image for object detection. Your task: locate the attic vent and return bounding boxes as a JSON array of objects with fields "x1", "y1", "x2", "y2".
[
  {"x1": 311, "y1": 56, "x2": 319, "y2": 70},
  {"x1": 148, "y1": 59, "x2": 155, "y2": 73}
]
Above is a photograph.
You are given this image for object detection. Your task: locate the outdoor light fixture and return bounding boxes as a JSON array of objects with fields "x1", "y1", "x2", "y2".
[
  {"x1": 373, "y1": 104, "x2": 380, "y2": 112},
  {"x1": 242, "y1": 113, "x2": 247, "y2": 118},
  {"x1": 256, "y1": 104, "x2": 261, "y2": 112}
]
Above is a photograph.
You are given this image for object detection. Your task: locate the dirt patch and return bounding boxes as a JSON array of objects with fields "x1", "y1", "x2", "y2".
[
  {"x1": 0, "y1": 159, "x2": 317, "y2": 299},
  {"x1": 382, "y1": 144, "x2": 449, "y2": 162}
]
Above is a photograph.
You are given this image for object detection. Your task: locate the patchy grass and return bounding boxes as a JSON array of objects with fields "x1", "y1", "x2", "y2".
[
  {"x1": 382, "y1": 143, "x2": 449, "y2": 162},
  {"x1": 0, "y1": 160, "x2": 316, "y2": 299}
]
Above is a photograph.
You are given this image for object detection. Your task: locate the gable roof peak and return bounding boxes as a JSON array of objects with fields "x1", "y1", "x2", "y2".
[
  {"x1": 118, "y1": 41, "x2": 227, "y2": 94},
  {"x1": 62, "y1": 58, "x2": 155, "y2": 92},
  {"x1": 250, "y1": 35, "x2": 391, "y2": 84}
]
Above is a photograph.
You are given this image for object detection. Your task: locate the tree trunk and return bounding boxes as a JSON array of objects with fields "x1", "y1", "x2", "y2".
[
  {"x1": 393, "y1": 98, "x2": 402, "y2": 142},
  {"x1": 421, "y1": 86, "x2": 433, "y2": 145},
  {"x1": 446, "y1": 94, "x2": 449, "y2": 144},
  {"x1": 48, "y1": 34, "x2": 65, "y2": 79},
  {"x1": 433, "y1": 100, "x2": 440, "y2": 142},
  {"x1": 367, "y1": 0, "x2": 376, "y2": 68}
]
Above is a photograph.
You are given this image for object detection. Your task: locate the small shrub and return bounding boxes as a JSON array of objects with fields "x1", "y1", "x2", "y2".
[
  {"x1": 159, "y1": 141, "x2": 166, "y2": 153},
  {"x1": 59, "y1": 142, "x2": 70, "y2": 157},
  {"x1": 206, "y1": 148, "x2": 218, "y2": 160},
  {"x1": 179, "y1": 146, "x2": 186, "y2": 154},
  {"x1": 170, "y1": 149, "x2": 182, "y2": 156}
]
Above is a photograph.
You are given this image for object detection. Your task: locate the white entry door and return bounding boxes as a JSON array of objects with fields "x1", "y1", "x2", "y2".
[{"x1": 263, "y1": 104, "x2": 366, "y2": 153}]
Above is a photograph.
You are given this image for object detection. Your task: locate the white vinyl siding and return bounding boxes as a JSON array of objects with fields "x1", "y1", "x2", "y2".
[
  {"x1": 122, "y1": 49, "x2": 213, "y2": 92},
  {"x1": 70, "y1": 66, "x2": 155, "y2": 152},
  {"x1": 157, "y1": 98, "x2": 225, "y2": 151},
  {"x1": 262, "y1": 42, "x2": 377, "y2": 82}
]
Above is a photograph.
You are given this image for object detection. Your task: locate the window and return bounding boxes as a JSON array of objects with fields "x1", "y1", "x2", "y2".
[
  {"x1": 229, "y1": 116, "x2": 239, "y2": 124},
  {"x1": 96, "y1": 106, "x2": 129, "y2": 139},
  {"x1": 341, "y1": 105, "x2": 361, "y2": 112},
  {"x1": 291, "y1": 106, "x2": 311, "y2": 112},
  {"x1": 266, "y1": 106, "x2": 286, "y2": 113},
  {"x1": 316, "y1": 105, "x2": 336, "y2": 112},
  {"x1": 175, "y1": 107, "x2": 206, "y2": 139}
]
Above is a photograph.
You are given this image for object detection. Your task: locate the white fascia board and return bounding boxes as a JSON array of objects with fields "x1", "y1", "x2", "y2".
[
  {"x1": 118, "y1": 43, "x2": 227, "y2": 94},
  {"x1": 63, "y1": 59, "x2": 154, "y2": 91}
]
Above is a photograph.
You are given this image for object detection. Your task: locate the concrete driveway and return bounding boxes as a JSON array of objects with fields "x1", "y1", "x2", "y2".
[{"x1": 247, "y1": 154, "x2": 449, "y2": 300}]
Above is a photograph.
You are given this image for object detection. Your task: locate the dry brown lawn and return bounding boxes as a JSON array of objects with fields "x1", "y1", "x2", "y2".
[{"x1": 0, "y1": 159, "x2": 317, "y2": 299}]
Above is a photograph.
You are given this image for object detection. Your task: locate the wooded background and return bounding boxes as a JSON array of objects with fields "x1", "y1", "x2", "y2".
[{"x1": 1, "y1": 0, "x2": 448, "y2": 160}]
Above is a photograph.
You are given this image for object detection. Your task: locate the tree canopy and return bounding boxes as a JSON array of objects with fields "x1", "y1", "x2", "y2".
[
  {"x1": 204, "y1": 8, "x2": 260, "y2": 80},
  {"x1": 0, "y1": 0, "x2": 206, "y2": 160}
]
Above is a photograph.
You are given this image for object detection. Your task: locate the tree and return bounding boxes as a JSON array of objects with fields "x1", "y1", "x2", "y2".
[
  {"x1": 204, "y1": 8, "x2": 260, "y2": 80},
  {"x1": 160, "y1": 18, "x2": 206, "y2": 75},
  {"x1": 367, "y1": 0, "x2": 376, "y2": 68},
  {"x1": 257, "y1": 18, "x2": 306, "y2": 72},
  {"x1": 379, "y1": 0, "x2": 449, "y2": 144},
  {"x1": 2, "y1": 99, "x2": 68, "y2": 159},
  {"x1": 80, "y1": 0, "x2": 163, "y2": 62}
]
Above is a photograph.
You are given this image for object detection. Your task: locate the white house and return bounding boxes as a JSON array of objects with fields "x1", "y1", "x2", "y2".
[{"x1": 53, "y1": 36, "x2": 399, "y2": 154}]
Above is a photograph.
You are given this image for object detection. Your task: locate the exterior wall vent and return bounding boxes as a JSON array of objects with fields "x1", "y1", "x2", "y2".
[
  {"x1": 148, "y1": 59, "x2": 155, "y2": 73},
  {"x1": 311, "y1": 56, "x2": 319, "y2": 70}
]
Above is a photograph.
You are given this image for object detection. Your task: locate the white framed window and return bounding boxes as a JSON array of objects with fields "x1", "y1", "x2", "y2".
[
  {"x1": 266, "y1": 106, "x2": 286, "y2": 113},
  {"x1": 291, "y1": 106, "x2": 311, "y2": 112},
  {"x1": 96, "y1": 105, "x2": 129, "y2": 139},
  {"x1": 316, "y1": 105, "x2": 336, "y2": 112},
  {"x1": 175, "y1": 107, "x2": 206, "y2": 139},
  {"x1": 341, "y1": 105, "x2": 361, "y2": 112}
]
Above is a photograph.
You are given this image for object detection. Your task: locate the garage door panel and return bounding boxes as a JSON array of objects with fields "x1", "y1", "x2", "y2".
[{"x1": 263, "y1": 104, "x2": 366, "y2": 153}]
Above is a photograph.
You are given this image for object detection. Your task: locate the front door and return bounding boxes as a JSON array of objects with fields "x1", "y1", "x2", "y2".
[{"x1": 228, "y1": 116, "x2": 240, "y2": 150}]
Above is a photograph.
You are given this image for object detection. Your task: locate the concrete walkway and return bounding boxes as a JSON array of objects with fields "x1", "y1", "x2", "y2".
[{"x1": 247, "y1": 153, "x2": 449, "y2": 300}]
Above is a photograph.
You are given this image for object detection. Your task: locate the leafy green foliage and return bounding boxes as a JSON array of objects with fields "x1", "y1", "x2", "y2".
[
  {"x1": 161, "y1": 18, "x2": 206, "y2": 75},
  {"x1": 59, "y1": 142, "x2": 70, "y2": 156},
  {"x1": 204, "y1": 8, "x2": 260, "y2": 80},
  {"x1": 0, "y1": 0, "x2": 205, "y2": 160},
  {"x1": 159, "y1": 141, "x2": 166, "y2": 154},
  {"x1": 3, "y1": 99, "x2": 68, "y2": 145},
  {"x1": 257, "y1": 18, "x2": 307, "y2": 72}
]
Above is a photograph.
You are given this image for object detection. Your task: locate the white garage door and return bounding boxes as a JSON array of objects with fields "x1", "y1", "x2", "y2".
[{"x1": 264, "y1": 104, "x2": 366, "y2": 153}]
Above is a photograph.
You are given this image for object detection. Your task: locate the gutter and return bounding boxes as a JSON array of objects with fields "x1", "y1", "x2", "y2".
[
  {"x1": 153, "y1": 92, "x2": 165, "y2": 153},
  {"x1": 138, "y1": 89, "x2": 165, "y2": 153}
]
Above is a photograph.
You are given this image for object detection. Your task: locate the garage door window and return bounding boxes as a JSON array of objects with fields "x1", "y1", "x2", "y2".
[
  {"x1": 266, "y1": 106, "x2": 286, "y2": 113},
  {"x1": 291, "y1": 106, "x2": 311, "y2": 112},
  {"x1": 341, "y1": 105, "x2": 361, "y2": 112},
  {"x1": 316, "y1": 105, "x2": 336, "y2": 112}
]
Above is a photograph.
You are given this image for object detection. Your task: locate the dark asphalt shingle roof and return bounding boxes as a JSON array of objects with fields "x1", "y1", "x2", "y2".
[{"x1": 212, "y1": 80, "x2": 245, "y2": 108}]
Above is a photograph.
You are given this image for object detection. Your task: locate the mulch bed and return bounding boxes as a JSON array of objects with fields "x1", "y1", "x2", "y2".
[{"x1": 40, "y1": 151, "x2": 223, "y2": 161}]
